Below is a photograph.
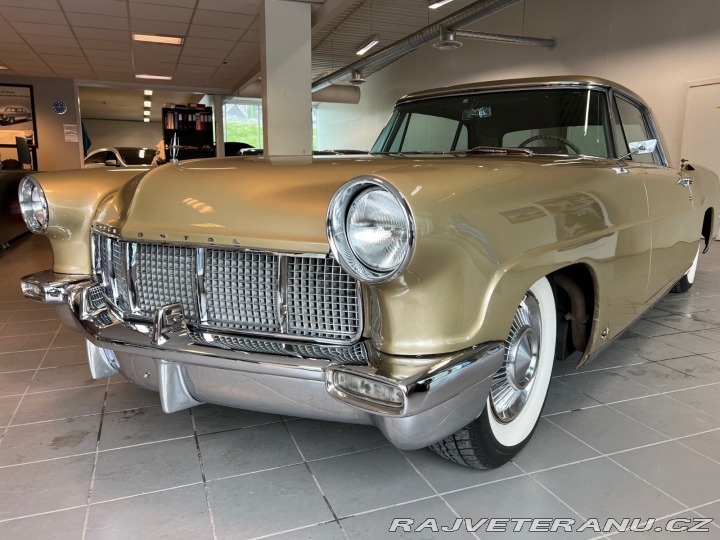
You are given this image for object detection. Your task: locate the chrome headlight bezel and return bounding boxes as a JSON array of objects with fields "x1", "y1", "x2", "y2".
[
  {"x1": 18, "y1": 175, "x2": 49, "y2": 233},
  {"x1": 327, "y1": 176, "x2": 415, "y2": 283}
]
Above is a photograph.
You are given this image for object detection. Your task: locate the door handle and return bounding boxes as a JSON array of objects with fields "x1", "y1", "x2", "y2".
[{"x1": 677, "y1": 177, "x2": 693, "y2": 187}]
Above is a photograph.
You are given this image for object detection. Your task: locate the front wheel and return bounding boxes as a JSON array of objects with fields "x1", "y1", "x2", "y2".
[{"x1": 428, "y1": 276, "x2": 556, "y2": 469}]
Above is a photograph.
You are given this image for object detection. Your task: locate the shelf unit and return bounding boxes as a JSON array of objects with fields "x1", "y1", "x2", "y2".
[{"x1": 162, "y1": 106, "x2": 215, "y2": 161}]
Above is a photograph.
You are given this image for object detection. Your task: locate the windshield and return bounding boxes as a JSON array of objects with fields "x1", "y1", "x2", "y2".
[
  {"x1": 117, "y1": 148, "x2": 155, "y2": 165},
  {"x1": 371, "y1": 88, "x2": 613, "y2": 158}
]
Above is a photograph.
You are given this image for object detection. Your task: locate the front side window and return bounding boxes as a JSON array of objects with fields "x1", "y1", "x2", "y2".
[
  {"x1": 372, "y1": 88, "x2": 613, "y2": 157},
  {"x1": 614, "y1": 96, "x2": 658, "y2": 164}
]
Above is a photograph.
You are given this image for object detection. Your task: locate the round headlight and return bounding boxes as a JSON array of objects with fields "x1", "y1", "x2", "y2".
[
  {"x1": 18, "y1": 176, "x2": 49, "y2": 233},
  {"x1": 328, "y1": 177, "x2": 414, "y2": 283}
]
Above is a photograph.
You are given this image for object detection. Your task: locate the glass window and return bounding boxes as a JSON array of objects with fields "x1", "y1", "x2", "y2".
[
  {"x1": 373, "y1": 89, "x2": 613, "y2": 157},
  {"x1": 615, "y1": 97, "x2": 657, "y2": 164},
  {"x1": 117, "y1": 148, "x2": 154, "y2": 165}
]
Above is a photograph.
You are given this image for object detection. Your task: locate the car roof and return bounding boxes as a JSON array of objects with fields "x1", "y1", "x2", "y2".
[{"x1": 398, "y1": 76, "x2": 646, "y2": 106}]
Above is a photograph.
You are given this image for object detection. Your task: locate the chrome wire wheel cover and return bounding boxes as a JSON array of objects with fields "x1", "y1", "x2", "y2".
[{"x1": 490, "y1": 293, "x2": 542, "y2": 423}]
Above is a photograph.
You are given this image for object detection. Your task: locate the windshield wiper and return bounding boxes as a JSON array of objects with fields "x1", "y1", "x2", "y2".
[{"x1": 450, "y1": 146, "x2": 535, "y2": 156}]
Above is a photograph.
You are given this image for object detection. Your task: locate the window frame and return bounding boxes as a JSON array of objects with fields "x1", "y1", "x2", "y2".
[{"x1": 608, "y1": 89, "x2": 669, "y2": 167}]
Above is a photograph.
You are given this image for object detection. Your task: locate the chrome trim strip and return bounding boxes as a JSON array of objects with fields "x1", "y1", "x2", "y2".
[
  {"x1": 277, "y1": 255, "x2": 288, "y2": 333},
  {"x1": 127, "y1": 242, "x2": 139, "y2": 311},
  {"x1": 196, "y1": 247, "x2": 208, "y2": 323}
]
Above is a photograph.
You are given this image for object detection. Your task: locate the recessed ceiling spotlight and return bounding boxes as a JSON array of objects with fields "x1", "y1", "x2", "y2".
[
  {"x1": 355, "y1": 35, "x2": 379, "y2": 56},
  {"x1": 136, "y1": 74, "x2": 172, "y2": 80},
  {"x1": 144, "y1": 89, "x2": 153, "y2": 96},
  {"x1": 143, "y1": 118, "x2": 150, "y2": 123},
  {"x1": 143, "y1": 100, "x2": 152, "y2": 107},
  {"x1": 429, "y1": 0, "x2": 455, "y2": 8},
  {"x1": 132, "y1": 33, "x2": 184, "y2": 45},
  {"x1": 143, "y1": 109, "x2": 151, "y2": 116}
]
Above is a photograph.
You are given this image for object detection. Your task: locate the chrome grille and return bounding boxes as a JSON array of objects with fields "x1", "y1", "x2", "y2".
[
  {"x1": 88, "y1": 285, "x2": 105, "y2": 311},
  {"x1": 135, "y1": 244, "x2": 198, "y2": 319},
  {"x1": 205, "y1": 250, "x2": 279, "y2": 332},
  {"x1": 92, "y1": 233, "x2": 362, "y2": 346},
  {"x1": 286, "y1": 257, "x2": 360, "y2": 341}
]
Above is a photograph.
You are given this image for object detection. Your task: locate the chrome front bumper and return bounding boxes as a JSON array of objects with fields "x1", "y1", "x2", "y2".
[{"x1": 21, "y1": 270, "x2": 504, "y2": 450}]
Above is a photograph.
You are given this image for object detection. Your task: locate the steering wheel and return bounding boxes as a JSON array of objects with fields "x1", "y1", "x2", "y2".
[{"x1": 518, "y1": 134, "x2": 582, "y2": 155}]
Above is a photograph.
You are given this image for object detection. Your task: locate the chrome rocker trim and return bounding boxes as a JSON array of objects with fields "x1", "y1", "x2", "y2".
[{"x1": 21, "y1": 270, "x2": 505, "y2": 450}]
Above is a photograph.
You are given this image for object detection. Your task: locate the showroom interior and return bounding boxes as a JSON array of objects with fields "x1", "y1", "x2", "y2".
[{"x1": 1, "y1": 0, "x2": 720, "y2": 538}]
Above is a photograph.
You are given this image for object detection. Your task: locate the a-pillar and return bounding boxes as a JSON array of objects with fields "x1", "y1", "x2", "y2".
[{"x1": 260, "y1": 0, "x2": 312, "y2": 156}]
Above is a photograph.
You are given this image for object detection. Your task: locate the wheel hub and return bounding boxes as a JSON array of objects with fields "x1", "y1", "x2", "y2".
[{"x1": 490, "y1": 293, "x2": 542, "y2": 423}]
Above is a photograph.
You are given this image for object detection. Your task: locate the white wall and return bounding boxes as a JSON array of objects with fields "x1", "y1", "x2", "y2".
[
  {"x1": 0, "y1": 74, "x2": 83, "y2": 170},
  {"x1": 317, "y1": 0, "x2": 720, "y2": 166},
  {"x1": 83, "y1": 119, "x2": 163, "y2": 152}
]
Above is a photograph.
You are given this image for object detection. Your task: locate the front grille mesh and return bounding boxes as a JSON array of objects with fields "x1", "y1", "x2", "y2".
[
  {"x1": 93, "y1": 234, "x2": 361, "y2": 347},
  {"x1": 206, "y1": 250, "x2": 279, "y2": 332}
]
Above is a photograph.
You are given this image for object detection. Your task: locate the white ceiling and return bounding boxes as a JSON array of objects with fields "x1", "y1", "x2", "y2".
[{"x1": 0, "y1": 0, "x2": 488, "y2": 120}]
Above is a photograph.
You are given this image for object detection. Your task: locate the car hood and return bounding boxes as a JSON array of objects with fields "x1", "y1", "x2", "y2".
[{"x1": 104, "y1": 154, "x2": 593, "y2": 253}]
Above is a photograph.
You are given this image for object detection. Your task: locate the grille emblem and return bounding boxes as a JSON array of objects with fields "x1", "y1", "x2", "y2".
[{"x1": 152, "y1": 303, "x2": 188, "y2": 346}]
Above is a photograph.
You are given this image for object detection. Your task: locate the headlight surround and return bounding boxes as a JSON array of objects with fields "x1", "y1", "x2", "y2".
[
  {"x1": 18, "y1": 176, "x2": 49, "y2": 233},
  {"x1": 327, "y1": 177, "x2": 414, "y2": 283}
]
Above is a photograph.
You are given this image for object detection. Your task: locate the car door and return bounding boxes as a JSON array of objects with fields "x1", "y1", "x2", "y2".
[{"x1": 613, "y1": 93, "x2": 696, "y2": 302}]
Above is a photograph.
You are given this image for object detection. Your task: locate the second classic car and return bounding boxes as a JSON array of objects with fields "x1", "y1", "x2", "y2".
[
  {"x1": 0, "y1": 106, "x2": 32, "y2": 125},
  {"x1": 19, "y1": 76, "x2": 720, "y2": 468}
]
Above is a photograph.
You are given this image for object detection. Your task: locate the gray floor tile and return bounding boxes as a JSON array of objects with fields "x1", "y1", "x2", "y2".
[
  {"x1": 8, "y1": 308, "x2": 59, "y2": 323},
  {"x1": 648, "y1": 314, "x2": 718, "y2": 332},
  {"x1": 198, "y1": 422, "x2": 303, "y2": 480},
  {"x1": 613, "y1": 441, "x2": 720, "y2": 507},
  {"x1": 0, "y1": 369, "x2": 34, "y2": 396},
  {"x1": 549, "y1": 405, "x2": 668, "y2": 454},
  {"x1": 659, "y1": 355, "x2": 720, "y2": 382},
  {"x1": 0, "y1": 319, "x2": 61, "y2": 338},
  {"x1": 401, "y1": 448, "x2": 523, "y2": 493},
  {"x1": 655, "y1": 333, "x2": 720, "y2": 355},
  {"x1": 696, "y1": 501, "x2": 720, "y2": 525},
  {"x1": 613, "y1": 512, "x2": 713, "y2": 539},
  {"x1": 0, "y1": 395, "x2": 20, "y2": 427},
  {"x1": 669, "y1": 384, "x2": 720, "y2": 417},
  {"x1": 272, "y1": 522, "x2": 345, "y2": 540},
  {"x1": 680, "y1": 429, "x2": 720, "y2": 461},
  {"x1": 105, "y1": 381, "x2": 160, "y2": 412},
  {"x1": 612, "y1": 362, "x2": 702, "y2": 392},
  {"x1": 86, "y1": 485, "x2": 214, "y2": 540},
  {"x1": 0, "y1": 415, "x2": 100, "y2": 465},
  {"x1": 29, "y1": 364, "x2": 103, "y2": 392},
  {"x1": 41, "y1": 345, "x2": 87, "y2": 368},
  {"x1": 511, "y1": 418, "x2": 600, "y2": 473},
  {"x1": 100, "y1": 407, "x2": 194, "y2": 450},
  {"x1": 286, "y1": 418, "x2": 389, "y2": 461},
  {"x1": 191, "y1": 403, "x2": 282, "y2": 435},
  {"x1": 0, "y1": 454, "x2": 94, "y2": 520},
  {"x1": 586, "y1": 344, "x2": 647, "y2": 370},
  {"x1": 209, "y1": 464, "x2": 333, "y2": 540},
  {"x1": 342, "y1": 496, "x2": 477, "y2": 540},
  {"x1": 0, "y1": 506, "x2": 86, "y2": 540},
  {"x1": 542, "y1": 379, "x2": 602, "y2": 415},
  {"x1": 558, "y1": 369, "x2": 658, "y2": 404},
  {"x1": 692, "y1": 329, "x2": 720, "y2": 343},
  {"x1": 13, "y1": 385, "x2": 107, "y2": 424},
  {"x1": 629, "y1": 319, "x2": 681, "y2": 338},
  {"x1": 0, "y1": 333, "x2": 54, "y2": 354},
  {"x1": 643, "y1": 308, "x2": 672, "y2": 318},
  {"x1": 92, "y1": 438, "x2": 203, "y2": 503},
  {"x1": 444, "y1": 476, "x2": 593, "y2": 539},
  {"x1": 309, "y1": 447, "x2": 434, "y2": 517},
  {"x1": 608, "y1": 336, "x2": 695, "y2": 361},
  {"x1": 611, "y1": 394, "x2": 720, "y2": 438},
  {"x1": 0, "y1": 349, "x2": 45, "y2": 373},
  {"x1": 532, "y1": 458, "x2": 682, "y2": 523}
]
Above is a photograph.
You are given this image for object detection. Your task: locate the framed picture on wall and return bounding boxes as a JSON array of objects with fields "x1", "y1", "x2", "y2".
[{"x1": 0, "y1": 84, "x2": 37, "y2": 149}]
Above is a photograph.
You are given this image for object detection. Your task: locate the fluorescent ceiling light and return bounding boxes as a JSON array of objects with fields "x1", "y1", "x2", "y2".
[
  {"x1": 356, "y1": 35, "x2": 379, "y2": 56},
  {"x1": 143, "y1": 100, "x2": 152, "y2": 107},
  {"x1": 0, "y1": 65, "x2": 8, "y2": 70},
  {"x1": 144, "y1": 89, "x2": 153, "y2": 96},
  {"x1": 136, "y1": 74, "x2": 172, "y2": 80},
  {"x1": 143, "y1": 118, "x2": 150, "y2": 123},
  {"x1": 429, "y1": 0, "x2": 454, "y2": 8},
  {"x1": 143, "y1": 109, "x2": 151, "y2": 116},
  {"x1": 132, "y1": 33, "x2": 184, "y2": 45}
]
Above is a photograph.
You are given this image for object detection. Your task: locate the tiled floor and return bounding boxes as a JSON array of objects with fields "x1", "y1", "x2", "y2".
[{"x1": 0, "y1": 235, "x2": 719, "y2": 539}]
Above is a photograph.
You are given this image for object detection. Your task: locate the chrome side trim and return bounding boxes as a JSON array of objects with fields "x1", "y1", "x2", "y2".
[
  {"x1": 20, "y1": 270, "x2": 92, "y2": 303},
  {"x1": 277, "y1": 255, "x2": 288, "y2": 333},
  {"x1": 196, "y1": 247, "x2": 208, "y2": 323}
]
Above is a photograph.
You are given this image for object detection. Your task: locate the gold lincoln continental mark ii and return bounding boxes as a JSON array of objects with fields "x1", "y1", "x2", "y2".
[{"x1": 19, "y1": 77, "x2": 720, "y2": 469}]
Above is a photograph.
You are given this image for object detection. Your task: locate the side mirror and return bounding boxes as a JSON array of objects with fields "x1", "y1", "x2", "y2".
[
  {"x1": 628, "y1": 139, "x2": 657, "y2": 155},
  {"x1": 104, "y1": 159, "x2": 119, "y2": 167}
]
